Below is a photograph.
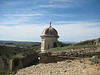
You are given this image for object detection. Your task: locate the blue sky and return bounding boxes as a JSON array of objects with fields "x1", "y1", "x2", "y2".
[{"x1": 0, "y1": 0, "x2": 100, "y2": 42}]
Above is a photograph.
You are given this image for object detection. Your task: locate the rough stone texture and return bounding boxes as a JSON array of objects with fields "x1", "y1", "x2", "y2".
[
  {"x1": 12, "y1": 52, "x2": 38, "y2": 71},
  {"x1": 41, "y1": 37, "x2": 58, "y2": 52},
  {"x1": 38, "y1": 47, "x2": 100, "y2": 63},
  {"x1": 41, "y1": 25, "x2": 59, "y2": 52},
  {"x1": 39, "y1": 55, "x2": 76, "y2": 63},
  {"x1": 15, "y1": 58, "x2": 100, "y2": 75},
  {"x1": 0, "y1": 52, "x2": 38, "y2": 72},
  {"x1": 48, "y1": 47, "x2": 100, "y2": 57},
  {"x1": 0, "y1": 58, "x2": 12, "y2": 71},
  {"x1": 0, "y1": 58, "x2": 4, "y2": 70}
]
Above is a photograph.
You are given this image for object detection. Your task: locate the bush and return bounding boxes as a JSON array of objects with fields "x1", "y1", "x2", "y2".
[
  {"x1": 79, "y1": 59, "x2": 85, "y2": 63},
  {"x1": 90, "y1": 55, "x2": 100, "y2": 63},
  {"x1": 57, "y1": 41, "x2": 71, "y2": 47},
  {"x1": 66, "y1": 60, "x2": 72, "y2": 62}
]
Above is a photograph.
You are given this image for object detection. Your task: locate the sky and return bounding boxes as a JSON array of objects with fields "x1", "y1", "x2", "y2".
[{"x1": 0, "y1": 0, "x2": 100, "y2": 42}]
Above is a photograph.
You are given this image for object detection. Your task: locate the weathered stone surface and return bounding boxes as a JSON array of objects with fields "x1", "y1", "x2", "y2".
[
  {"x1": 39, "y1": 47, "x2": 100, "y2": 63},
  {"x1": 41, "y1": 23, "x2": 59, "y2": 52},
  {"x1": 0, "y1": 58, "x2": 4, "y2": 70},
  {"x1": 0, "y1": 52, "x2": 38, "y2": 72},
  {"x1": 15, "y1": 58, "x2": 100, "y2": 75},
  {"x1": 40, "y1": 47, "x2": 100, "y2": 57}
]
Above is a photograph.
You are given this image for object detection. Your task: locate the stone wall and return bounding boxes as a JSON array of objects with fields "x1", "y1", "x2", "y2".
[
  {"x1": 12, "y1": 52, "x2": 38, "y2": 71},
  {"x1": 39, "y1": 55, "x2": 76, "y2": 63},
  {"x1": 0, "y1": 58, "x2": 4, "y2": 70},
  {"x1": 22, "y1": 52, "x2": 38, "y2": 67},
  {"x1": 0, "y1": 58, "x2": 12, "y2": 71},
  {"x1": 0, "y1": 52, "x2": 38, "y2": 72},
  {"x1": 52, "y1": 47, "x2": 100, "y2": 57},
  {"x1": 39, "y1": 47, "x2": 100, "y2": 63},
  {"x1": 41, "y1": 36, "x2": 58, "y2": 52}
]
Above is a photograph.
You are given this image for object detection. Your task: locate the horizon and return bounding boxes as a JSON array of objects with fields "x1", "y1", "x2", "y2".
[
  {"x1": 0, "y1": 37, "x2": 99, "y2": 43},
  {"x1": 0, "y1": 0, "x2": 100, "y2": 42}
]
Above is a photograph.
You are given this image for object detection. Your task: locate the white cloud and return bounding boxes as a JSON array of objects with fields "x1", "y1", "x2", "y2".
[
  {"x1": 52, "y1": 14, "x2": 77, "y2": 17},
  {"x1": 55, "y1": 21, "x2": 100, "y2": 26},
  {"x1": 38, "y1": 0, "x2": 81, "y2": 8},
  {"x1": 39, "y1": 4, "x2": 71, "y2": 8},
  {"x1": 0, "y1": 24, "x2": 46, "y2": 41},
  {"x1": 54, "y1": 21, "x2": 100, "y2": 41},
  {"x1": 0, "y1": 21, "x2": 100, "y2": 42},
  {"x1": 0, "y1": 17, "x2": 30, "y2": 25},
  {"x1": 49, "y1": 0, "x2": 74, "y2": 3},
  {"x1": 0, "y1": 13, "x2": 43, "y2": 25},
  {"x1": 4, "y1": 13, "x2": 43, "y2": 17}
]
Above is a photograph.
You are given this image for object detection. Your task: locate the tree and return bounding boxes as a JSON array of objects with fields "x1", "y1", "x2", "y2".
[{"x1": 57, "y1": 41, "x2": 71, "y2": 47}]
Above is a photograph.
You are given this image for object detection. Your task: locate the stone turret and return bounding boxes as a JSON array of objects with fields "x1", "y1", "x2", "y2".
[{"x1": 40, "y1": 22, "x2": 59, "y2": 52}]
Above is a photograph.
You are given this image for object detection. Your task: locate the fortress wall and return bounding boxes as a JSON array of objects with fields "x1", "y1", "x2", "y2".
[
  {"x1": 39, "y1": 47, "x2": 100, "y2": 63},
  {"x1": 21, "y1": 52, "x2": 38, "y2": 67},
  {"x1": 0, "y1": 58, "x2": 12, "y2": 71},
  {"x1": 12, "y1": 52, "x2": 38, "y2": 71},
  {"x1": 0, "y1": 52, "x2": 38, "y2": 72}
]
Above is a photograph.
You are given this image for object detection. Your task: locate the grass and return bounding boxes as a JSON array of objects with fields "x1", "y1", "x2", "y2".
[
  {"x1": 66, "y1": 60, "x2": 72, "y2": 62},
  {"x1": 0, "y1": 70, "x2": 12, "y2": 75},
  {"x1": 47, "y1": 45, "x2": 100, "y2": 52},
  {"x1": 79, "y1": 59, "x2": 85, "y2": 63}
]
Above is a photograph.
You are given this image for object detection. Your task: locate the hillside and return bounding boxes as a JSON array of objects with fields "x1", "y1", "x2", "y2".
[
  {"x1": 0, "y1": 41, "x2": 41, "y2": 59},
  {"x1": 0, "y1": 41, "x2": 41, "y2": 73},
  {"x1": 0, "y1": 40, "x2": 41, "y2": 48},
  {"x1": 0, "y1": 38, "x2": 100, "y2": 75},
  {"x1": 15, "y1": 38, "x2": 100, "y2": 75},
  {"x1": 46, "y1": 38, "x2": 100, "y2": 52}
]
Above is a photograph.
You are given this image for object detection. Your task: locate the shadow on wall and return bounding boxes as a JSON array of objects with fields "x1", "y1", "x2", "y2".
[
  {"x1": 0, "y1": 52, "x2": 39, "y2": 72},
  {"x1": 12, "y1": 53, "x2": 39, "y2": 71}
]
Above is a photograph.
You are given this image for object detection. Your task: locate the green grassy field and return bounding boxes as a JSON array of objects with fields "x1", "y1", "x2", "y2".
[{"x1": 47, "y1": 45, "x2": 100, "y2": 52}]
